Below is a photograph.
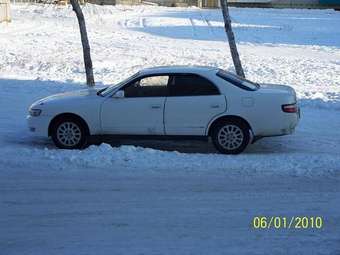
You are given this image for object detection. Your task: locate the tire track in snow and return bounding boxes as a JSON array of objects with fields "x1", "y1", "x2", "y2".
[
  {"x1": 117, "y1": 16, "x2": 145, "y2": 29},
  {"x1": 199, "y1": 11, "x2": 216, "y2": 36},
  {"x1": 189, "y1": 17, "x2": 197, "y2": 37},
  {"x1": 205, "y1": 19, "x2": 216, "y2": 36},
  {"x1": 117, "y1": 19, "x2": 126, "y2": 28},
  {"x1": 139, "y1": 17, "x2": 146, "y2": 28}
]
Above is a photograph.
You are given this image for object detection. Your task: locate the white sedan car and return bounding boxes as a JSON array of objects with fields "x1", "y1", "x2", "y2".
[{"x1": 27, "y1": 66, "x2": 300, "y2": 154}]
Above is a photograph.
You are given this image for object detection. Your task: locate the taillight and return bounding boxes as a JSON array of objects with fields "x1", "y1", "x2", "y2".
[{"x1": 282, "y1": 103, "x2": 298, "y2": 113}]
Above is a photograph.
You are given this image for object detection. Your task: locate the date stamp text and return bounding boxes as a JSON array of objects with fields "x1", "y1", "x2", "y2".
[{"x1": 252, "y1": 216, "x2": 323, "y2": 230}]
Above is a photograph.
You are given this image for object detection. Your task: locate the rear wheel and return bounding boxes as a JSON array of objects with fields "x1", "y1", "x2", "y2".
[
  {"x1": 211, "y1": 120, "x2": 250, "y2": 154},
  {"x1": 51, "y1": 117, "x2": 88, "y2": 149}
]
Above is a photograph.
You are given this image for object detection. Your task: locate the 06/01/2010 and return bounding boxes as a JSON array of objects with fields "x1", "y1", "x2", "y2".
[{"x1": 252, "y1": 216, "x2": 323, "y2": 229}]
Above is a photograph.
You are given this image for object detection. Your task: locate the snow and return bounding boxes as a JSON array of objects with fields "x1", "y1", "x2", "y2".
[
  {"x1": 0, "y1": 4, "x2": 340, "y2": 255},
  {"x1": 1, "y1": 4, "x2": 340, "y2": 109}
]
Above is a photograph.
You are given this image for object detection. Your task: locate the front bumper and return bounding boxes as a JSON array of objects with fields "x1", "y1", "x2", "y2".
[{"x1": 27, "y1": 115, "x2": 52, "y2": 137}]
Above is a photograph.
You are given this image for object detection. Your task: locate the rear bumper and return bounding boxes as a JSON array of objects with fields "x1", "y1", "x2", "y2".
[
  {"x1": 27, "y1": 115, "x2": 52, "y2": 137},
  {"x1": 253, "y1": 108, "x2": 300, "y2": 143},
  {"x1": 252, "y1": 105, "x2": 300, "y2": 138},
  {"x1": 280, "y1": 108, "x2": 300, "y2": 135}
]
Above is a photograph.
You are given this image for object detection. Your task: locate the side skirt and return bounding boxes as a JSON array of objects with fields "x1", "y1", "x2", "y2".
[{"x1": 89, "y1": 134, "x2": 209, "y2": 142}]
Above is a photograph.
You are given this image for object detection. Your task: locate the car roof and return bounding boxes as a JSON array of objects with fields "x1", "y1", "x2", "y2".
[{"x1": 139, "y1": 66, "x2": 219, "y2": 75}]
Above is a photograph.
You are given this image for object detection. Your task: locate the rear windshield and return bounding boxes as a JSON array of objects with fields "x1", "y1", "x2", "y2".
[{"x1": 216, "y1": 70, "x2": 260, "y2": 91}]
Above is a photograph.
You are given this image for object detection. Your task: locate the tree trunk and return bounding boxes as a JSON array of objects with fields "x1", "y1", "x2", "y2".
[
  {"x1": 220, "y1": 0, "x2": 245, "y2": 78},
  {"x1": 70, "y1": 0, "x2": 95, "y2": 87}
]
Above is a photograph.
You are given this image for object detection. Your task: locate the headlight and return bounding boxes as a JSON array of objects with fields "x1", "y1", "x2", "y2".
[{"x1": 29, "y1": 109, "x2": 42, "y2": 117}]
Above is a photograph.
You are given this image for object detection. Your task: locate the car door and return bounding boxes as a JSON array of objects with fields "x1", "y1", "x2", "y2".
[
  {"x1": 100, "y1": 75, "x2": 169, "y2": 135},
  {"x1": 164, "y1": 74, "x2": 226, "y2": 135}
]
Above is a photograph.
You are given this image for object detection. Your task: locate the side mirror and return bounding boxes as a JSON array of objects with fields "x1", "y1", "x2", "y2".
[{"x1": 113, "y1": 90, "x2": 124, "y2": 98}]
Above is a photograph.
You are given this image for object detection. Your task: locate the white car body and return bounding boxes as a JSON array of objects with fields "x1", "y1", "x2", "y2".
[{"x1": 27, "y1": 66, "x2": 300, "y2": 151}]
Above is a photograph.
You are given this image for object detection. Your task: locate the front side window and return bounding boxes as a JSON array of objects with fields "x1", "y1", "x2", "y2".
[
  {"x1": 99, "y1": 72, "x2": 140, "y2": 97},
  {"x1": 124, "y1": 75, "x2": 169, "y2": 97},
  {"x1": 169, "y1": 74, "x2": 220, "y2": 97}
]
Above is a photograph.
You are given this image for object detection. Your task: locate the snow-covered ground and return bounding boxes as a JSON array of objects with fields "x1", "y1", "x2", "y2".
[{"x1": 0, "y1": 4, "x2": 340, "y2": 254}]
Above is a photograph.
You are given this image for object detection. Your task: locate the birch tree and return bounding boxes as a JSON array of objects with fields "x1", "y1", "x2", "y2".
[
  {"x1": 70, "y1": 0, "x2": 95, "y2": 87},
  {"x1": 220, "y1": 0, "x2": 245, "y2": 78}
]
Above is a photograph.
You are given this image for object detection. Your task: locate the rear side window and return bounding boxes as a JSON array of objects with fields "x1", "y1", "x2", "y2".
[
  {"x1": 216, "y1": 70, "x2": 259, "y2": 91},
  {"x1": 169, "y1": 74, "x2": 220, "y2": 97}
]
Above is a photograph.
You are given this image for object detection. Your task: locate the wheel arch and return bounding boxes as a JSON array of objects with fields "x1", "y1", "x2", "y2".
[
  {"x1": 48, "y1": 113, "x2": 90, "y2": 137},
  {"x1": 207, "y1": 115, "x2": 253, "y2": 137}
]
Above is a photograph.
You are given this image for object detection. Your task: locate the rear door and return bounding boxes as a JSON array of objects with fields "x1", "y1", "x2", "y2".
[{"x1": 164, "y1": 74, "x2": 226, "y2": 135}]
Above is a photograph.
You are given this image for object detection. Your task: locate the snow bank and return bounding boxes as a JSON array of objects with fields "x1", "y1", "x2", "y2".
[{"x1": 8, "y1": 143, "x2": 336, "y2": 177}]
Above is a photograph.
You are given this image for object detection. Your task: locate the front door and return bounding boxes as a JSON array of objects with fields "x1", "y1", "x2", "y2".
[{"x1": 101, "y1": 75, "x2": 169, "y2": 135}]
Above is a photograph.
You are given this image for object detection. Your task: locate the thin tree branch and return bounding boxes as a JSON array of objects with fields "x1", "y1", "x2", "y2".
[
  {"x1": 70, "y1": 0, "x2": 95, "y2": 86},
  {"x1": 220, "y1": 0, "x2": 245, "y2": 78}
]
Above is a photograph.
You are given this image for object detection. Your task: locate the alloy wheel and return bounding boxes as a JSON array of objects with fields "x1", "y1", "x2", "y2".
[
  {"x1": 56, "y1": 121, "x2": 82, "y2": 147},
  {"x1": 217, "y1": 124, "x2": 244, "y2": 150}
]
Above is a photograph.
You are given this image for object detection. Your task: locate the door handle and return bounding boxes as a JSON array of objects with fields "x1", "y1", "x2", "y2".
[
  {"x1": 210, "y1": 104, "x2": 220, "y2": 108},
  {"x1": 151, "y1": 105, "x2": 161, "y2": 109}
]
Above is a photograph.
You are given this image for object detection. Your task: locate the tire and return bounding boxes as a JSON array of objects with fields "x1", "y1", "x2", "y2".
[
  {"x1": 211, "y1": 120, "x2": 250, "y2": 154},
  {"x1": 51, "y1": 117, "x2": 88, "y2": 149}
]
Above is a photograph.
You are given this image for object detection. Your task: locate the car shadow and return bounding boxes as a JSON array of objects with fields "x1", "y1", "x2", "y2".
[
  {"x1": 89, "y1": 136, "x2": 218, "y2": 153},
  {"x1": 4, "y1": 131, "x2": 299, "y2": 155},
  {"x1": 87, "y1": 136, "x2": 296, "y2": 155}
]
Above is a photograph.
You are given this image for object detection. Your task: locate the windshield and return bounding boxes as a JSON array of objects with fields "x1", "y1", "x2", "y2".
[
  {"x1": 98, "y1": 72, "x2": 140, "y2": 97},
  {"x1": 216, "y1": 69, "x2": 260, "y2": 91}
]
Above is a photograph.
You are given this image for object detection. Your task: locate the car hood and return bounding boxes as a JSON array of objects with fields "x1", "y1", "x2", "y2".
[{"x1": 36, "y1": 88, "x2": 102, "y2": 105}]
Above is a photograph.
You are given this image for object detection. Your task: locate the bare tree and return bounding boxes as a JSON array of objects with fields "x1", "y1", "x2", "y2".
[
  {"x1": 220, "y1": 0, "x2": 245, "y2": 78},
  {"x1": 70, "y1": 0, "x2": 95, "y2": 87}
]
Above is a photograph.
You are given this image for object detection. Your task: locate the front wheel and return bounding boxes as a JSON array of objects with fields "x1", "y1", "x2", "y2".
[
  {"x1": 51, "y1": 117, "x2": 88, "y2": 149},
  {"x1": 211, "y1": 120, "x2": 250, "y2": 154}
]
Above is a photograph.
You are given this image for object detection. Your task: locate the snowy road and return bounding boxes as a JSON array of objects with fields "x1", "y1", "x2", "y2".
[
  {"x1": 2, "y1": 172, "x2": 340, "y2": 255},
  {"x1": 0, "y1": 4, "x2": 340, "y2": 254}
]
